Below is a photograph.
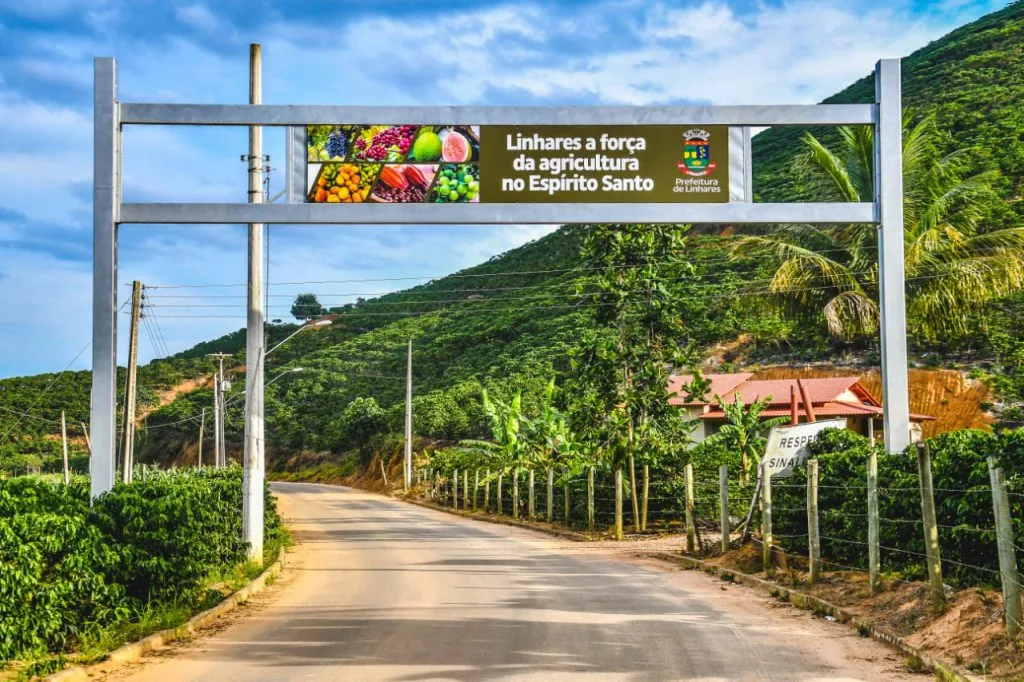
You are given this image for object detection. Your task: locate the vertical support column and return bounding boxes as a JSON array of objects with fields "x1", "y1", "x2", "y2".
[
  {"x1": 463, "y1": 469, "x2": 469, "y2": 510},
  {"x1": 875, "y1": 58, "x2": 910, "y2": 455},
  {"x1": 474, "y1": 469, "x2": 479, "y2": 509},
  {"x1": 867, "y1": 445, "x2": 880, "y2": 593},
  {"x1": 916, "y1": 442, "x2": 945, "y2": 609},
  {"x1": 528, "y1": 469, "x2": 536, "y2": 521},
  {"x1": 719, "y1": 465, "x2": 729, "y2": 554},
  {"x1": 453, "y1": 469, "x2": 459, "y2": 510},
  {"x1": 742, "y1": 127, "x2": 753, "y2": 202},
  {"x1": 243, "y1": 43, "x2": 266, "y2": 565},
  {"x1": 762, "y1": 459, "x2": 773, "y2": 576},
  {"x1": 91, "y1": 56, "x2": 119, "y2": 500},
  {"x1": 404, "y1": 338, "x2": 413, "y2": 489},
  {"x1": 497, "y1": 472, "x2": 503, "y2": 515},
  {"x1": 564, "y1": 470, "x2": 571, "y2": 526},
  {"x1": 614, "y1": 468, "x2": 624, "y2": 541},
  {"x1": 121, "y1": 280, "x2": 141, "y2": 482},
  {"x1": 61, "y1": 411, "x2": 70, "y2": 485},
  {"x1": 641, "y1": 464, "x2": 649, "y2": 532},
  {"x1": 512, "y1": 470, "x2": 519, "y2": 520},
  {"x1": 988, "y1": 458, "x2": 1021, "y2": 638},
  {"x1": 685, "y1": 463, "x2": 696, "y2": 553},
  {"x1": 807, "y1": 459, "x2": 821, "y2": 584},
  {"x1": 587, "y1": 465, "x2": 595, "y2": 532},
  {"x1": 546, "y1": 467, "x2": 553, "y2": 522},
  {"x1": 484, "y1": 469, "x2": 491, "y2": 512}
]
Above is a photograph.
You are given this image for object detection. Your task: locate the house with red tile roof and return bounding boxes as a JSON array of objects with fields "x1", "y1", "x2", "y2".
[{"x1": 668, "y1": 372, "x2": 934, "y2": 443}]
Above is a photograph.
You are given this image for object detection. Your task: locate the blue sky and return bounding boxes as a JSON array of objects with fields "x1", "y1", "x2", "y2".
[{"x1": 0, "y1": 0, "x2": 1009, "y2": 378}]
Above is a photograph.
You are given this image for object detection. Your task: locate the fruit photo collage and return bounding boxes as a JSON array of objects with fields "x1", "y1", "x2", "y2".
[{"x1": 306, "y1": 125, "x2": 480, "y2": 204}]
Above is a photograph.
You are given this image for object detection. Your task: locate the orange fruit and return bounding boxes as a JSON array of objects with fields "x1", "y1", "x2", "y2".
[{"x1": 339, "y1": 187, "x2": 350, "y2": 200}]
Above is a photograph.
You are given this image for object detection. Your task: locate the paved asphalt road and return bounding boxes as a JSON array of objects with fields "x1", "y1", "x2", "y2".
[{"x1": 115, "y1": 482, "x2": 914, "y2": 681}]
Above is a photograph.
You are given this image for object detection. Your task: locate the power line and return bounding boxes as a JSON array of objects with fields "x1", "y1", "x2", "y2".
[
  {"x1": 140, "y1": 270, "x2": 972, "y2": 321},
  {"x1": 138, "y1": 242, "x2": 1022, "y2": 292}
]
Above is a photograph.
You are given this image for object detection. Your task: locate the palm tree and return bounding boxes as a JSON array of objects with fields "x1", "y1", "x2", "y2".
[
  {"x1": 705, "y1": 395, "x2": 789, "y2": 483},
  {"x1": 733, "y1": 115, "x2": 1023, "y2": 342}
]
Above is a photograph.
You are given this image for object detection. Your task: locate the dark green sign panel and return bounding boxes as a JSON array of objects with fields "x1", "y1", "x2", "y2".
[{"x1": 479, "y1": 125, "x2": 729, "y2": 203}]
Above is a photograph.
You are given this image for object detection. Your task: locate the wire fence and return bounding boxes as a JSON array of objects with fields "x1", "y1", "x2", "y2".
[{"x1": 416, "y1": 433, "x2": 1024, "y2": 637}]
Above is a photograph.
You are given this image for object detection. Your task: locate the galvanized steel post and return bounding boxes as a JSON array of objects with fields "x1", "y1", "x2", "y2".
[
  {"x1": 875, "y1": 59, "x2": 911, "y2": 454},
  {"x1": 90, "y1": 57, "x2": 119, "y2": 500}
]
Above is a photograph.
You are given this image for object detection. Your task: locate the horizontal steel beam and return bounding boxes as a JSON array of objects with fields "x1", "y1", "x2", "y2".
[
  {"x1": 120, "y1": 103, "x2": 876, "y2": 127},
  {"x1": 119, "y1": 202, "x2": 876, "y2": 225}
]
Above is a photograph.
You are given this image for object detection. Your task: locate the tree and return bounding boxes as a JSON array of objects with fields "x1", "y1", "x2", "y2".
[
  {"x1": 335, "y1": 397, "x2": 386, "y2": 449},
  {"x1": 568, "y1": 224, "x2": 705, "y2": 531},
  {"x1": 733, "y1": 114, "x2": 1022, "y2": 342},
  {"x1": 290, "y1": 293, "x2": 325, "y2": 321},
  {"x1": 704, "y1": 395, "x2": 789, "y2": 483}
]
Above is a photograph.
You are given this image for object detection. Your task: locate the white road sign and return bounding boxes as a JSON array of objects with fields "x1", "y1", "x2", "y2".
[{"x1": 761, "y1": 419, "x2": 847, "y2": 478}]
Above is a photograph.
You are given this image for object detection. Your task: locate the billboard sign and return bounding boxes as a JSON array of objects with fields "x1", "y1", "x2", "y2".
[{"x1": 305, "y1": 124, "x2": 728, "y2": 204}]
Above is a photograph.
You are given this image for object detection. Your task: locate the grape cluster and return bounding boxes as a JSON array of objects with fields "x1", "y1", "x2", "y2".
[
  {"x1": 352, "y1": 126, "x2": 417, "y2": 161},
  {"x1": 325, "y1": 130, "x2": 348, "y2": 159}
]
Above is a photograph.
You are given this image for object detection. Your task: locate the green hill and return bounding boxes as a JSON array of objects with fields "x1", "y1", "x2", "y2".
[{"x1": 2, "y1": 1, "x2": 1023, "y2": 473}]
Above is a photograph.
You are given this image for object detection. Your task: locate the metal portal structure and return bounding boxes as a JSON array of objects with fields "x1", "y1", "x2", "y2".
[{"x1": 92, "y1": 58, "x2": 908, "y2": 499}]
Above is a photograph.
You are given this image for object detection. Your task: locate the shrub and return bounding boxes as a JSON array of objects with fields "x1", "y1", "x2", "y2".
[{"x1": 0, "y1": 467, "x2": 283, "y2": 663}]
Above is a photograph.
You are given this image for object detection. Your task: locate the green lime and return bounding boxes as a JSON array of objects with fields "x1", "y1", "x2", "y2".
[
  {"x1": 458, "y1": 185, "x2": 468, "y2": 195},
  {"x1": 448, "y1": 190, "x2": 459, "y2": 201}
]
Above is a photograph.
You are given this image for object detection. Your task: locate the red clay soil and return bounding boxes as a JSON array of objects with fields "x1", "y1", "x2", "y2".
[{"x1": 705, "y1": 544, "x2": 1022, "y2": 679}]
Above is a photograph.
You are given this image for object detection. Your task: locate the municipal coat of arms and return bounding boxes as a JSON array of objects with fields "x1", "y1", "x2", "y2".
[{"x1": 677, "y1": 129, "x2": 717, "y2": 177}]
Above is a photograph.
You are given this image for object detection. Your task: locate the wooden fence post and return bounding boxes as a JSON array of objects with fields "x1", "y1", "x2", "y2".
[
  {"x1": 685, "y1": 462, "x2": 696, "y2": 554},
  {"x1": 564, "y1": 469, "x2": 571, "y2": 526},
  {"x1": 497, "y1": 472, "x2": 503, "y2": 516},
  {"x1": 761, "y1": 459, "x2": 773, "y2": 576},
  {"x1": 528, "y1": 469, "x2": 536, "y2": 521},
  {"x1": 641, "y1": 464, "x2": 649, "y2": 532},
  {"x1": 474, "y1": 469, "x2": 479, "y2": 509},
  {"x1": 588, "y1": 465, "x2": 595, "y2": 532},
  {"x1": 547, "y1": 467, "x2": 554, "y2": 522},
  {"x1": 453, "y1": 469, "x2": 459, "y2": 510},
  {"x1": 615, "y1": 468, "x2": 624, "y2": 541},
  {"x1": 807, "y1": 459, "x2": 820, "y2": 585},
  {"x1": 513, "y1": 470, "x2": 519, "y2": 520},
  {"x1": 484, "y1": 469, "x2": 491, "y2": 512},
  {"x1": 989, "y1": 457, "x2": 1021, "y2": 638},
  {"x1": 916, "y1": 442, "x2": 945, "y2": 610},
  {"x1": 867, "y1": 445, "x2": 880, "y2": 594},
  {"x1": 719, "y1": 464, "x2": 729, "y2": 554},
  {"x1": 463, "y1": 469, "x2": 469, "y2": 510}
]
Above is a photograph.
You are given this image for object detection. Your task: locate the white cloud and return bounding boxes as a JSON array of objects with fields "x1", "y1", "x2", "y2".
[{"x1": 175, "y1": 4, "x2": 220, "y2": 33}]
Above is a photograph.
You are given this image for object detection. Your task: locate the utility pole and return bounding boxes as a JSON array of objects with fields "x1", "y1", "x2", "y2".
[
  {"x1": 121, "y1": 280, "x2": 142, "y2": 483},
  {"x1": 197, "y1": 407, "x2": 205, "y2": 468},
  {"x1": 242, "y1": 42, "x2": 266, "y2": 566},
  {"x1": 207, "y1": 353, "x2": 230, "y2": 468},
  {"x1": 404, "y1": 338, "x2": 413, "y2": 489},
  {"x1": 61, "y1": 410, "x2": 70, "y2": 485}
]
